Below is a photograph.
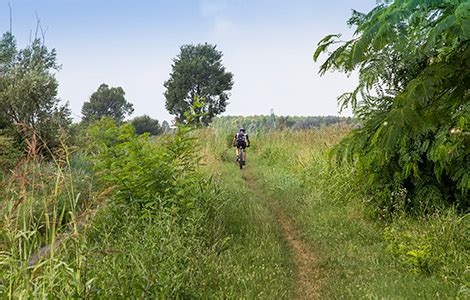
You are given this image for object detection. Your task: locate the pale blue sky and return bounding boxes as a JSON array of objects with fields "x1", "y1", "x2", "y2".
[{"x1": 0, "y1": 0, "x2": 376, "y2": 122}]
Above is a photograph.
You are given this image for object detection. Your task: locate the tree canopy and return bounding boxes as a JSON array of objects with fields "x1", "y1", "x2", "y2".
[
  {"x1": 131, "y1": 115, "x2": 162, "y2": 136},
  {"x1": 315, "y1": 0, "x2": 470, "y2": 213},
  {"x1": 164, "y1": 43, "x2": 234, "y2": 125},
  {"x1": 0, "y1": 32, "x2": 71, "y2": 150},
  {"x1": 81, "y1": 84, "x2": 134, "y2": 123}
]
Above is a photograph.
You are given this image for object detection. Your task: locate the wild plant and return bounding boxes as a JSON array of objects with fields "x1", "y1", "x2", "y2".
[
  {"x1": 0, "y1": 131, "x2": 97, "y2": 298},
  {"x1": 315, "y1": 1, "x2": 470, "y2": 214}
]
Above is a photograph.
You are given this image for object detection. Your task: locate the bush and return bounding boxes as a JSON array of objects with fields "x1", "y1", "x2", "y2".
[
  {"x1": 251, "y1": 128, "x2": 469, "y2": 297},
  {"x1": 316, "y1": 1, "x2": 470, "y2": 214},
  {"x1": 80, "y1": 118, "x2": 224, "y2": 297},
  {"x1": 0, "y1": 131, "x2": 21, "y2": 172},
  {"x1": 85, "y1": 118, "x2": 216, "y2": 212}
]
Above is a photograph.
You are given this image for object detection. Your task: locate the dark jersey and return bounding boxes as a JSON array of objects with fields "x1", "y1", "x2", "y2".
[{"x1": 235, "y1": 132, "x2": 249, "y2": 148}]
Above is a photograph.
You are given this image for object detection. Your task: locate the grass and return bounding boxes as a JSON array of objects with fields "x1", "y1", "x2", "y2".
[
  {"x1": 71, "y1": 125, "x2": 294, "y2": 298},
  {"x1": 0, "y1": 151, "x2": 100, "y2": 298},
  {"x1": 197, "y1": 157, "x2": 294, "y2": 298},
  {"x1": 77, "y1": 163, "x2": 294, "y2": 298},
  {"x1": 0, "y1": 123, "x2": 294, "y2": 298},
  {"x1": 1, "y1": 124, "x2": 467, "y2": 298},
  {"x1": 248, "y1": 127, "x2": 469, "y2": 298}
]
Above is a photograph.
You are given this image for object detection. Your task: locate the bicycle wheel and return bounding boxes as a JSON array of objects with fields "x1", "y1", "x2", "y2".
[{"x1": 239, "y1": 149, "x2": 244, "y2": 169}]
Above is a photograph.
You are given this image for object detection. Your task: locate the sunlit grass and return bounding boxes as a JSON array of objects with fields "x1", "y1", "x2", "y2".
[
  {"x1": 0, "y1": 150, "x2": 100, "y2": 298},
  {"x1": 249, "y1": 127, "x2": 469, "y2": 298},
  {"x1": 2, "y1": 124, "x2": 467, "y2": 298}
]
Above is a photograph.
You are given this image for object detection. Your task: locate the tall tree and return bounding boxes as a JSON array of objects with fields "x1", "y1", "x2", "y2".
[
  {"x1": 81, "y1": 84, "x2": 134, "y2": 123},
  {"x1": 164, "y1": 43, "x2": 234, "y2": 125},
  {"x1": 315, "y1": 0, "x2": 470, "y2": 213},
  {"x1": 0, "y1": 32, "x2": 71, "y2": 149},
  {"x1": 131, "y1": 115, "x2": 162, "y2": 136}
]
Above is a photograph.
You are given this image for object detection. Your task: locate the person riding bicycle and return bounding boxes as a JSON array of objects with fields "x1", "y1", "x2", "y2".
[{"x1": 233, "y1": 128, "x2": 250, "y2": 164}]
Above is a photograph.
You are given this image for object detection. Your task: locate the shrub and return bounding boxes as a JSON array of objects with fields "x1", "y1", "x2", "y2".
[
  {"x1": 80, "y1": 118, "x2": 223, "y2": 297},
  {"x1": 316, "y1": 1, "x2": 470, "y2": 214},
  {"x1": 0, "y1": 131, "x2": 21, "y2": 172},
  {"x1": 85, "y1": 117, "x2": 217, "y2": 213}
]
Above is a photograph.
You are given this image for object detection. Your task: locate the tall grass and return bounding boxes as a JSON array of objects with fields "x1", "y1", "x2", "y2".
[
  {"x1": 0, "y1": 147, "x2": 101, "y2": 298},
  {"x1": 77, "y1": 120, "x2": 293, "y2": 298},
  {"x1": 201, "y1": 133, "x2": 295, "y2": 298},
  {"x1": 2, "y1": 121, "x2": 467, "y2": 298},
  {"x1": 250, "y1": 127, "x2": 469, "y2": 298},
  {"x1": 1, "y1": 118, "x2": 293, "y2": 298}
]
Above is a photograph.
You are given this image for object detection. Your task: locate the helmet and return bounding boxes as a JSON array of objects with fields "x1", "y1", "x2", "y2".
[{"x1": 239, "y1": 127, "x2": 245, "y2": 133}]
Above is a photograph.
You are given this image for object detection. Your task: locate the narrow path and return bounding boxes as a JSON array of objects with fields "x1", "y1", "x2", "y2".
[{"x1": 243, "y1": 170, "x2": 321, "y2": 299}]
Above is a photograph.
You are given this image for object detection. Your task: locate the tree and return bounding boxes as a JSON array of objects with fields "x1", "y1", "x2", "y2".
[
  {"x1": 0, "y1": 32, "x2": 71, "y2": 151},
  {"x1": 315, "y1": 0, "x2": 470, "y2": 213},
  {"x1": 164, "y1": 43, "x2": 234, "y2": 125},
  {"x1": 131, "y1": 115, "x2": 162, "y2": 135},
  {"x1": 161, "y1": 120, "x2": 171, "y2": 133},
  {"x1": 81, "y1": 84, "x2": 134, "y2": 123}
]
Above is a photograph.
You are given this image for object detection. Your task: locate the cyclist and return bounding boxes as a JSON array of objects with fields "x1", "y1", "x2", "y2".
[{"x1": 233, "y1": 128, "x2": 250, "y2": 164}]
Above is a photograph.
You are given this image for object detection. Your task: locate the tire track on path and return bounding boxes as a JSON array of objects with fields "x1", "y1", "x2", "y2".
[{"x1": 243, "y1": 170, "x2": 321, "y2": 299}]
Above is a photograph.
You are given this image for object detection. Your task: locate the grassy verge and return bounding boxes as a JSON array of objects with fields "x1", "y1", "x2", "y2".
[
  {"x1": 77, "y1": 125, "x2": 293, "y2": 298},
  {"x1": 79, "y1": 166, "x2": 293, "y2": 298},
  {"x1": 248, "y1": 128, "x2": 469, "y2": 298},
  {"x1": 197, "y1": 160, "x2": 294, "y2": 298},
  {"x1": 0, "y1": 152, "x2": 101, "y2": 298},
  {"x1": 0, "y1": 121, "x2": 295, "y2": 298},
  {"x1": 2, "y1": 123, "x2": 467, "y2": 298}
]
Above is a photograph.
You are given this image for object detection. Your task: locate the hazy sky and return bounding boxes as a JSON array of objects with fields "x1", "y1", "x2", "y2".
[{"x1": 0, "y1": 0, "x2": 376, "y2": 122}]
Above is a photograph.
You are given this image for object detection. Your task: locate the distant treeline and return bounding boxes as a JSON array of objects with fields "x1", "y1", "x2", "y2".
[{"x1": 210, "y1": 115, "x2": 356, "y2": 132}]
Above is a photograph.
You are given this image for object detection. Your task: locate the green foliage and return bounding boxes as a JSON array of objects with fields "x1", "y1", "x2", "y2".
[
  {"x1": 384, "y1": 227, "x2": 433, "y2": 274},
  {"x1": 130, "y1": 114, "x2": 162, "y2": 135},
  {"x1": 382, "y1": 211, "x2": 469, "y2": 291},
  {"x1": 258, "y1": 146, "x2": 292, "y2": 166},
  {"x1": 1, "y1": 114, "x2": 227, "y2": 298},
  {"x1": 315, "y1": 0, "x2": 470, "y2": 213},
  {"x1": 79, "y1": 118, "x2": 236, "y2": 297},
  {"x1": 0, "y1": 32, "x2": 71, "y2": 152},
  {"x1": 82, "y1": 206, "x2": 203, "y2": 298},
  {"x1": 85, "y1": 117, "x2": 212, "y2": 211},
  {"x1": 0, "y1": 130, "x2": 21, "y2": 171},
  {"x1": 211, "y1": 115, "x2": 355, "y2": 133},
  {"x1": 164, "y1": 43, "x2": 234, "y2": 125},
  {"x1": 83, "y1": 168, "x2": 292, "y2": 298},
  {"x1": 200, "y1": 162, "x2": 293, "y2": 298},
  {"x1": 0, "y1": 151, "x2": 99, "y2": 298},
  {"x1": 79, "y1": 114, "x2": 292, "y2": 297},
  {"x1": 81, "y1": 84, "x2": 134, "y2": 123},
  {"x1": 251, "y1": 128, "x2": 469, "y2": 298}
]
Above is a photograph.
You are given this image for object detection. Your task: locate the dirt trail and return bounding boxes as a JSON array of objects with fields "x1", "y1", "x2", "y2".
[{"x1": 243, "y1": 171, "x2": 321, "y2": 299}]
